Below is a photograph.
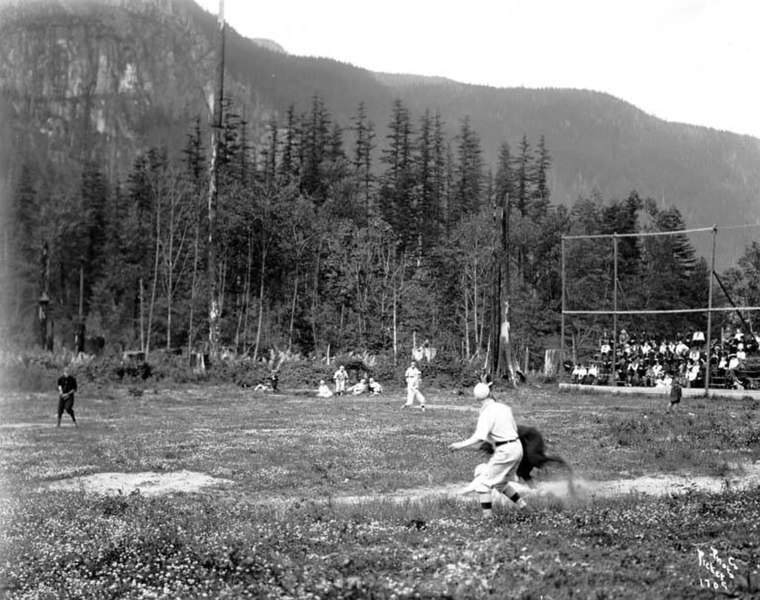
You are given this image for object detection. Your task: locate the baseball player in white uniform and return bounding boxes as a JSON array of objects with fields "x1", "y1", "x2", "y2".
[
  {"x1": 403, "y1": 361, "x2": 426, "y2": 411},
  {"x1": 333, "y1": 365, "x2": 348, "y2": 396},
  {"x1": 450, "y1": 383, "x2": 528, "y2": 517}
]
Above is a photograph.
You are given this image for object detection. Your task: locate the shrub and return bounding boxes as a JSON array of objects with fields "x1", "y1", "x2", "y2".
[
  {"x1": 0, "y1": 346, "x2": 501, "y2": 393},
  {"x1": 0, "y1": 361, "x2": 53, "y2": 392}
]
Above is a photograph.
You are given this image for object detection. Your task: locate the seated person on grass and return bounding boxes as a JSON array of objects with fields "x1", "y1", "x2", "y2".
[
  {"x1": 368, "y1": 377, "x2": 383, "y2": 395},
  {"x1": 317, "y1": 380, "x2": 333, "y2": 398},
  {"x1": 351, "y1": 378, "x2": 368, "y2": 395}
]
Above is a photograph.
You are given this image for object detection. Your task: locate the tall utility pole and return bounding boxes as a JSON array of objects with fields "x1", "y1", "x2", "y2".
[{"x1": 207, "y1": 0, "x2": 225, "y2": 361}]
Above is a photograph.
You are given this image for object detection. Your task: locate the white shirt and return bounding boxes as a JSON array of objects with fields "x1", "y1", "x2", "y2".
[
  {"x1": 405, "y1": 365, "x2": 421, "y2": 388},
  {"x1": 473, "y1": 399, "x2": 519, "y2": 444}
]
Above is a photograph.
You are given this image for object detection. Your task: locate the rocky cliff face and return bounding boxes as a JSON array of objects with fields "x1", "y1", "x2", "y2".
[
  {"x1": 0, "y1": 0, "x2": 216, "y2": 182},
  {"x1": 2, "y1": 0, "x2": 759, "y2": 270}
]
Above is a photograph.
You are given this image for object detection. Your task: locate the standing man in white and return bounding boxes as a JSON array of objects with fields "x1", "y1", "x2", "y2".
[
  {"x1": 333, "y1": 365, "x2": 348, "y2": 396},
  {"x1": 403, "y1": 361, "x2": 426, "y2": 411},
  {"x1": 449, "y1": 383, "x2": 528, "y2": 517}
]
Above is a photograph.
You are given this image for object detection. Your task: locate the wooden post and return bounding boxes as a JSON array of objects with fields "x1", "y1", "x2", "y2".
[
  {"x1": 612, "y1": 234, "x2": 618, "y2": 384},
  {"x1": 560, "y1": 237, "x2": 566, "y2": 363},
  {"x1": 704, "y1": 226, "x2": 717, "y2": 394}
]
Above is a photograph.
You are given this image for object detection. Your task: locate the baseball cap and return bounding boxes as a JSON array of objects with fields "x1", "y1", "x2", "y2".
[{"x1": 473, "y1": 382, "x2": 491, "y2": 400}]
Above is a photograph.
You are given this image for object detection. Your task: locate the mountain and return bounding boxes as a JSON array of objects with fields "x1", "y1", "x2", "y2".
[{"x1": 2, "y1": 0, "x2": 759, "y2": 268}]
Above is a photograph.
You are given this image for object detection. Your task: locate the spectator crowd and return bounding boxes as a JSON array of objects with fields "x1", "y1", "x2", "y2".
[{"x1": 567, "y1": 327, "x2": 760, "y2": 390}]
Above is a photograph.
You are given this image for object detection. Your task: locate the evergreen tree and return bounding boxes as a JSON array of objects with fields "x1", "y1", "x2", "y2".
[
  {"x1": 494, "y1": 142, "x2": 514, "y2": 210},
  {"x1": 90, "y1": 181, "x2": 141, "y2": 343},
  {"x1": 431, "y1": 111, "x2": 450, "y2": 239},
  {"x1": 13, "y1": 163, "x2": 38, "y2": 262},
  {"x1": 80, "y1": 162, "x2": 109, "y2": 313},
  {"x1": 278, "y1": 103, "x2": 300, "y2": 185},
  {"x1": 565, "y1": 195, "x2": 613, "y2": 312},
  {"x1": 237, "y1": 108, "x2": 254, "y2": 189},
  {"x1": 600, "y1": 191, "x2": 643, "y2": 291},
  {"x1": 413, "y1": 109, "x2": 441, "y2": 255},
  {"x1": 6, "y1": 163, "x2": 39, "y2": 340},
  {"x1": 300, "y1": 94, "x2": 331, "y2": 202},
  {"x1": 379, "y1": 99, "x2": 415, "y2": 251},
  {"x1": 261, "y1": 116, "x2": 279, "y2": 188},
  {"x1": 324, "y1": 122, "x2": 349, "y2": 189},
  {"x1": 638, "y1": 203, "x2": 704, "y2": 335},
  {"x1": 530, "y1": 135, "x2": 552, "y2": 220},
  {"x1": 451, "y1": 116, "x2": 483, "y2": 222},
  {"x1": 720, "y1": 242, "x2": 760, "y2": 333},
  {"x1": 218, "y1": 98, "x2": 242, "y2": 177},
  {"x1": 513, "y1": 134, "x2": 531, "y2": 218},
  {"x1": 351, "y1": 102, "x2": 376, "y2": 222},
  {"x1": 182, "y1": 116, "x2": 206, "y2": 186}
]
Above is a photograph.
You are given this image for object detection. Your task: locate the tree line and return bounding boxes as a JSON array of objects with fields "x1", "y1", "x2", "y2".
[{"x1": 5, "y1": 94, "x2": 760, "y2": 368}]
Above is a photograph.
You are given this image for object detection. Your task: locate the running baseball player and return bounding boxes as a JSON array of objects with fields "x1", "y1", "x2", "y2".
[{"x1": 450, "y1": 383, "x2": 528, "y2": 517}]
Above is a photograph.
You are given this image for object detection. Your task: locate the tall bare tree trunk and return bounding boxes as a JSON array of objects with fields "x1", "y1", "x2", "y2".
[
  {"x1": 207, "y1": 0, "x2": 225, "y2": 361},
  {"x1": 288, "y1": 270, "x2": 299, "y2": 350},
  {"x1": 147, "y1": 206, "x2": 160, "y2": 355},
  {"x1": 253, "y1": 246, "x2": 267, "y2": 361},
  {"x1": 238, "y1": 231, "x2": 253, "y2": 353},
  {"x1": 477, "y1": 283, "x2": 486, "y2": 356},
  {"x1": 165, "y1": 208, "x2": 173, "y2": 351},
  {"x1": 139, "y1": 278, "x2": 144, "y2": 352},
  {"x1": 463, "y1": 273, "x2": 471, "y2": 358},
  {"x1": 473, "y1": 267, "x2": 479, "y2": 351},
  {"x1": 187, "y1": 212, "x2": 200, "y2": 357},
  {"x1": 496, "y1": 190, "x2": 515, "y2": 384},
  {"x1": 490, "y1": 258, "x2": 500, "y2": 375},
  {"x1": 38, "y1": 242, "x2": 50, "y2": 350},
  {"x1": 311, "y1": 238, "x2": 321, "y2": 353}
]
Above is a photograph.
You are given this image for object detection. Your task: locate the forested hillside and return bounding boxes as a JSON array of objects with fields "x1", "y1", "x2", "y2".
[{"x1": 1, "y1": 0, "x2": 758, "y2": 366}]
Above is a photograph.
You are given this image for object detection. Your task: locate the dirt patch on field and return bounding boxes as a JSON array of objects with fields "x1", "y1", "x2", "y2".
[
  {"x1": 40, "y1": 470, "x2": 233, "y2": 496},
  {"x1": 39, "y1": 463, "x2": 760, "y2": 504},
  {"x1": 336, "y1": 462, "x2": 760, "y2": 505}
]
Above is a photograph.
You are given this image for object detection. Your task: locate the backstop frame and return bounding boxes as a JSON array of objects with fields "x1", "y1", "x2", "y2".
[{"x1": 561, "y1": 226, "x2": 760, "y2": 393}]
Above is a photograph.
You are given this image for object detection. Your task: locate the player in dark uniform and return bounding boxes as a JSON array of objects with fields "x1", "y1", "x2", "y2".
[
  {"x1": 57, "y1": 367, "x2": 78, "y2": 427},
  {"x1": 667, "y1": 375, "x2": 682, "y2": 412}
]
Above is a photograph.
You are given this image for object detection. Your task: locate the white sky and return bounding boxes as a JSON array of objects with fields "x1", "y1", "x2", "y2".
[{"x1": 195, "y1": 0, "x2": 760, "y2": 139}]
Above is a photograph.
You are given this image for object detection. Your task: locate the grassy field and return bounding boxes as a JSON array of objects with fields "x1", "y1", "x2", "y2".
[{"x1": 1, "y1": 382, "x2": 759, "y2": 599}]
